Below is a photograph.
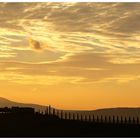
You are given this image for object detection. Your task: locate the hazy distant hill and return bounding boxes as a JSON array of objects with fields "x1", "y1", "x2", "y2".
[
  {"x1": 0, "y1": 97, "x2": 140, "y2": 117},
  {"x1": 73, "y1": 108, "x2": 140, "y2": 118},
  {"x1": 0, "y1": 97, "x2": 46, "y2": 111}
]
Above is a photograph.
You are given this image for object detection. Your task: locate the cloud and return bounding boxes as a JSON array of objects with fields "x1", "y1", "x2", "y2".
[
  {"x1": 1, "y1": 3, "x2": 140, "y2": 85},
  {"x1": 1, "y1": 3, "x2": 140, "y2": 56},
  {"x1": 29, "y1": 38, "x2": 43, "y2": 51},
  {"x1": 1, "y1": 52, "x2": 140, "y2": 85}
]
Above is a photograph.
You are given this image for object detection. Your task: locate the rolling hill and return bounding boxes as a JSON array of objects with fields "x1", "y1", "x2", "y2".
[
  {"x1": 0, "y1": 97, "x2": 46, "y2": 111},
  {"x1": 0, "y1": 97, "x2": 140, "y2": 118}
]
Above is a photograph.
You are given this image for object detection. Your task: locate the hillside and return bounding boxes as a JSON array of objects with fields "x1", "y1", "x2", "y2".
[
  {"x1": 0, "y1": 97, "x2": 46, "y2": 111},
  {"x1": 0, "y1": 97, "x2": 140, "y2": 117}
]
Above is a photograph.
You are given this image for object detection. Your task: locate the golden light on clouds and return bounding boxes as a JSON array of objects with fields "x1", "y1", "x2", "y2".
[{"x1": 0, "y1": 3, "x2": 140, "y2": 110}]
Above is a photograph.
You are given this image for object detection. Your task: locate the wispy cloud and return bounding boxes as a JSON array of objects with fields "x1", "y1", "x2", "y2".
[
  {"x1": 0, "y1": 3, "x2": 140, "y2": 85},
  {"x1": 0, "y1": 52, "x2": 140, "y2": 85}
]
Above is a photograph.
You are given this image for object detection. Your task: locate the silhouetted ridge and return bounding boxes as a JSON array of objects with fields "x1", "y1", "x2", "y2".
[
  {"x1": 0, "y1": 97, "x2": 46, "y2": 112},
  {"x1": 0, "y1": 97, "x2": 140, "y2": 118},
  {"x1": 0, "y1": 106, "x2": 139, "y2": 137}
]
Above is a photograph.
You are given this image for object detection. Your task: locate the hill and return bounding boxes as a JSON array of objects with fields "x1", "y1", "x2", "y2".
[
  {"x1": 0, "y1": 97, "x2": 46, "y2": 111},
  {"x1": 0, "y1": 97, "x2": 140, "y2": 117}
]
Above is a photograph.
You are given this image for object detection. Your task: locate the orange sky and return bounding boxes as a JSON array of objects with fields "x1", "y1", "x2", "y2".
[{"x1": 0, "y1": 3, "x2": 140, "y2": 110}]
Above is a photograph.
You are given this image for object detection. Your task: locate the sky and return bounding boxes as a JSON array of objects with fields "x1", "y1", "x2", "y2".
[{"x1": 0, "y1": 2, "x2": 140, "y2": 110}]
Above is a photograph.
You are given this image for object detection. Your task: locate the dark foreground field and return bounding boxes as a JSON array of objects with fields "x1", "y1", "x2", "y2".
[{"x1": 0, "y1": 113, "x2": 140, "y2": 137}]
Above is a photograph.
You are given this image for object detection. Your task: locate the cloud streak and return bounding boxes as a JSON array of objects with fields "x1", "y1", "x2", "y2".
[
  {"x1": 0, "y1": 52, "x2": 140, "y2": 85},
  {"x1": 0, "y1": 3, "x2": 140, "y2": 85}
]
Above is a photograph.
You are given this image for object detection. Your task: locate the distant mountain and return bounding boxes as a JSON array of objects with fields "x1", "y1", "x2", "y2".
[
  {"x1": 0, "y1": 97, "x2": 140, "y2": 117},
  {"x1": 73, "y1": 108, "x2": 140, "y2": 118},
  {"x1": 0, "y1": 97, "x2": 46, "y2": 111}
]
